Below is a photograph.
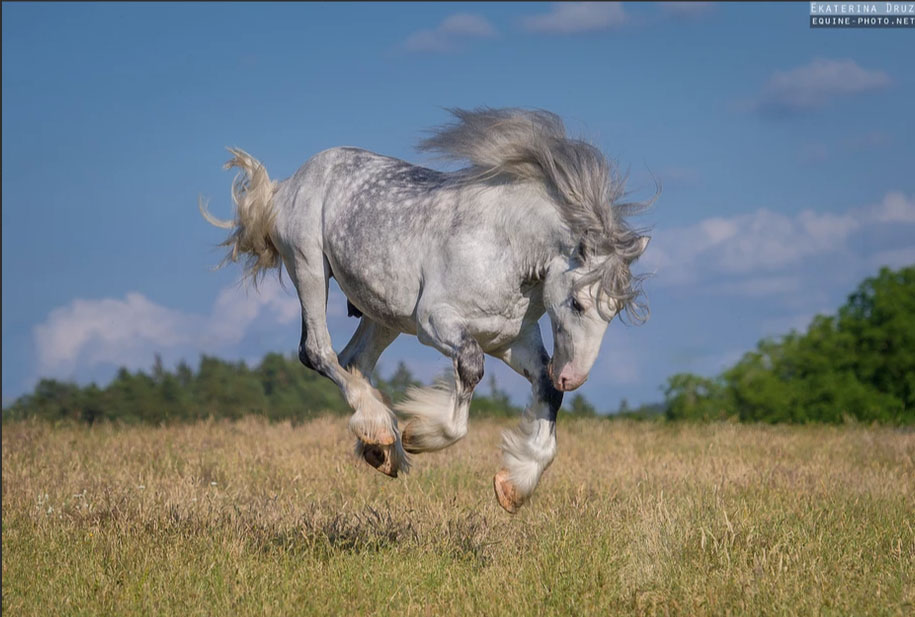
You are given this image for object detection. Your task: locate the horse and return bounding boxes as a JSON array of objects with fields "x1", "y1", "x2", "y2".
[{"x1": 200, "y1": 108, "x2": 651, "y2": 513}]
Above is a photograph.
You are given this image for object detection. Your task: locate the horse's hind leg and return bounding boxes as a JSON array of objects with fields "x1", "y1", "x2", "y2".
[
  {"x1": 290, "y1": 256, "x2": 407, "y2": 476},
  {"x1": 337, "y1": 316, "x2": 399, "y2": 376},
  {"x1": 336, "y1": 316, "x2": 405, "y2": 468}
]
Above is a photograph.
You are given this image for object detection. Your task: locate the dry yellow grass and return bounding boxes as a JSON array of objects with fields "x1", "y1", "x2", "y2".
[{"x1": 3, "y1": 416, "x2": 914, "y2": 616}]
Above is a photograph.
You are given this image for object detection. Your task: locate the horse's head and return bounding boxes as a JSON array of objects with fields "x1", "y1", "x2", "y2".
[{"x1": 543, "y1": 236, "x2": 650, "y2": 391}]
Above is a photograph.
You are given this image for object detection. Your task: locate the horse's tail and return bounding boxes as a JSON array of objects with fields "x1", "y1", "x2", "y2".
[{"x1": 199, "y1": 148, "x2": 280, "y2": 284}]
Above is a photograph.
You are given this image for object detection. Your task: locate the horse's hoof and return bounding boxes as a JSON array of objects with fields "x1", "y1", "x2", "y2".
[
  {"x1": 401, "y1": 423, "x2": 423, "y2": 454},
  {"x1": 493, "y1": 469, "x2": 525, "y2": 514},
  {"x1": 359, "y1": 441, "x2": 399, "y2": 478}
]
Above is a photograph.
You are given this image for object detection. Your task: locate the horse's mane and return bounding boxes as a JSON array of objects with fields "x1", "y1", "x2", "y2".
[{"x1": 418, "y1": 107, "x2": 651, "y2": 322}]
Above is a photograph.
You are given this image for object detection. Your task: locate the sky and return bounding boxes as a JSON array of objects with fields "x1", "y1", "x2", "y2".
[{"x1": 3, "y1": 2, "x2": 914, "y2": 411}]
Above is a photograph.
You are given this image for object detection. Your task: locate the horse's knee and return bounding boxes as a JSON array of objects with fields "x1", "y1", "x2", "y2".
[
  {"x1": 298, "y1": 344, "x2": 316, "y2": 370},
  {"x1": 298, "y1": 323, "x2": 335, "y2": 374},
  {"x1": 456, "y1": 334, "x2": 484, "y2": 392},
  {"x1": 297, "y1": 319, "x2": 316, "y2": 369}
]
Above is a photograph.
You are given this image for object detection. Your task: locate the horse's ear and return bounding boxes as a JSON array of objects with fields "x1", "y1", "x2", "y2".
[{"x1": 636, "y1": 235, "x2": 650, "y2": 256}]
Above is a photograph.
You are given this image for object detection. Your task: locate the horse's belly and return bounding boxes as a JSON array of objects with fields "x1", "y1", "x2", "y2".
[{"x1": 327, "y1": 253, "x2": 420, "y2": 334}]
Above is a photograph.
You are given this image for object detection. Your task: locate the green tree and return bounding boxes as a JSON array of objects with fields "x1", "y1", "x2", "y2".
[
  {"x1": 376, "y1": 361, "x2": 421, "y2": 404},
  {"x1": 470, "y1": 375, "x2": 521, "y2": 417},
  {"x1": 664, "y1": 372, "x2": 731, "y2": 421},
  {"x1": 665, "y1": 266, "x2": 914, "y2": 424},
  {"x1": 838, "y1": 266, "x2": 915, "y2": 412},
  {"x1": 567, "y1": 393, "x2": 596, "y2": 417}
]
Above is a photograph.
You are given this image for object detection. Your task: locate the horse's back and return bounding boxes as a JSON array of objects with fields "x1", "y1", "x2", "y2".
[
  {"x1": 281, "y1": 147, "x2": 458, "y2": 328},
  {"x1": 273, "y1": 146, "x2": 532, "y2": 335}
]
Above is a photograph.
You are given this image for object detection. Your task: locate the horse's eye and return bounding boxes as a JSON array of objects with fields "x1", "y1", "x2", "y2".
[{"x1": 571, "y1": 298, "x2": 584, "y2": 313}]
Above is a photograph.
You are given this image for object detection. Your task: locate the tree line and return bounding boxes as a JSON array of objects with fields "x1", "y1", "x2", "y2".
[
  {"x1": 1, "y1": 353, "x2": 626, "y2": 424},
  {"x1": 664, "y1": 266, "x2": 914, "y2": 424},
  {"x1": 4, "y1": 266, "x2": 911, "y2": 425}
]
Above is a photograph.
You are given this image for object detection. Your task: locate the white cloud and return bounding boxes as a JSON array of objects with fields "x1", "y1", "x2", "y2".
[
  {"x1": 869, "y1": 190, "x2": 915, "y2": 224},
  {"x1": 755, "y1": 58, "x2": 890, "y2": 114},
  {"x1": 719, "y1": 275, "x2": 803, "y2": 298},
  {"x1": 799, "y1": 131, "x2": 891, "y2": 165},
  {"x1": 35, "y1": 293, "x2": 193, "y2": 374},
  {"x1": 199, "y1": 279, "x2": 300, "y2": 347},
  {"x1": 439, "y1": 13, "x2": 497, "y2": 37},
  {"x1": 643, "y1": 192, "x2": 914, "y2": 288},
  {"x1": 657, "y1": 166, "x2": 700, "y2": 188},
  {"x1": 658, "y1": 2, "x2": 715, "y2": 18},
  {"x1": 403, "y1": 14, "x2": 497, "y2": 53},
  {"x1": 33, "y1": 277, "x2": 312, "y2": 378},
  {"x1": 522, "y1": 2, "x2": 627, "y2": 34}
]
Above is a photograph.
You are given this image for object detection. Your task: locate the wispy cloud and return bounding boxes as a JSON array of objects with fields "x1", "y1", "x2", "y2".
[
  {"x1": 658, "y1": 2, "x2": 715, "y2": 19},
  {"x1": 35, "y1": 293, "x2": 195, "y2": 376},
  {"x1": 522, "y1": 2, "x2": 627, "y2": 34},
  {"x1": 798, "y1": 142, "x2": 831, "y2": 164},
  {"x1": 753, "y1": 58, "x2": 890, "y2": 115},
  {"x1": 403, "y1": 13, "x2": 497, "y2": 53},
  {"x1": 32, "y1": 278, "x2": 344, "y2": 380},
  {"x1": 719, "y1": 275, "x2": 804, "y2": 298},
  {"x1": 849, "y1": 130, "x2": 891, "y2": 151},
  {"x1": 657, "y1": 166, "x2": 701, "y2": 188},
  {"x1": 643, "y1": 191, "x2": 915, "y2": 289},
  {"x1": 869, "y1": 190, "x2": 915, "y2": 224},
  {"x1": 799, "y1": 130, "x2": 892, "y2": 165}
]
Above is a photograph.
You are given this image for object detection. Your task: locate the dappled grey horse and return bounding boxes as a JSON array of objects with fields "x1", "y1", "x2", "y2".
[{"x1": 201, "y1": 108, "x2": 651, "y2": 512}]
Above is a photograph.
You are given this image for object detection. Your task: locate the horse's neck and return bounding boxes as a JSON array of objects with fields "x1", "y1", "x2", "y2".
[{"x1": 484, "y1": 184, "x2": 573, "y2": 281}]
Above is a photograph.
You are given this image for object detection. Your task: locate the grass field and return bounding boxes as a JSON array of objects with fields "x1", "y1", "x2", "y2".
[{"x1": 2, "y1": 416, "x2": 913, "y2": 616}]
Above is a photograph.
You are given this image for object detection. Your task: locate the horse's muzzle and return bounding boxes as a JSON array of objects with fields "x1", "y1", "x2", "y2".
[{"x1": 550, "y1": 362, "x2": 587, "y2": 391}]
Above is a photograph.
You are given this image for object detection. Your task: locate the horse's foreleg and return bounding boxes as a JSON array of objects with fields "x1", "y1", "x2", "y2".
[
  {"x1": 397, "y1": 313, "x2": 483, "y2": 453},
  {"x1": 491, "y1": 324, "x2": 563, "y2": 513},
  {"x1": 290, "y1": 257, "x2": 407, "y2": 476}
]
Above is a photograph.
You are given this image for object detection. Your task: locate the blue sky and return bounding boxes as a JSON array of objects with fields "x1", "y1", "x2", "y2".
[{"x1": 3, "y1": 2, "x2": 914, "y2": 410}]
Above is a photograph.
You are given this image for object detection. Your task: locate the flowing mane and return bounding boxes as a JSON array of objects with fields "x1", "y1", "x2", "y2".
[{"x1": 418, "y1": 107, "x2": 651, "y2": 322}]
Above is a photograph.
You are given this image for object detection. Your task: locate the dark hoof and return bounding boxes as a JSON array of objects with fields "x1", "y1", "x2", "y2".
[{"x1": 360, "y1": 442, "x2": 399, "y2": 478}]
